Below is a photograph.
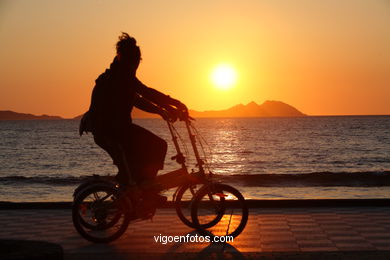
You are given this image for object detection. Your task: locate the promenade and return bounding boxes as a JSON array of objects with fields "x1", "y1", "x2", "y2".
[{"x1": 1, "y1": 202, "x2": 390, "y2": 259}]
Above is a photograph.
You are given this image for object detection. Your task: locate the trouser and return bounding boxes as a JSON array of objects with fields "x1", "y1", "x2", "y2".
[{"x1": 93, "y1": 123, "x2": 168, "y2": 186}]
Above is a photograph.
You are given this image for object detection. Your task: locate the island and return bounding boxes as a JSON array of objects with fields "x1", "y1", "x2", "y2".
[
  {"x1": 131, "y1": 100, "x2": 306, "y2": 118},
  {"x1": 1, "y1": 100, "x2": 306, "y2": 120},
  {"x1": 0, "y1": 111, "x2": 63, "y2": 120}
]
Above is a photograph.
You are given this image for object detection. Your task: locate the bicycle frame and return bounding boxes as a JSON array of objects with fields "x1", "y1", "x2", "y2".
[
  {"x1": 148, "y1": 119, "x2": 212, "y2": 199},
  {"x1": 166, "y1": 119, "x2": 205, "y2": 175}
]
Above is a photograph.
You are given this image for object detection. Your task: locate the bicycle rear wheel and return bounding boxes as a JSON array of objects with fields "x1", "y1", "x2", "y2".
[
  {"x1": 191, "y1": 183, "x2": 248, "y2": 239},
  {"x1": 72, "y1": 184, "x2": 131, "y2": 243}
]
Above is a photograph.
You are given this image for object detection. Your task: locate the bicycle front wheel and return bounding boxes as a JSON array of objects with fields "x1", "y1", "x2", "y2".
[
  {"x1": 175, "y1": 184, "x2": 225, "y2": 228},
  {"x1": 191, "y1": 183, "x2": 248, "y2": 239},
  {"x1": 72, "y1": 184, "x2": 131, "y2": 243}
]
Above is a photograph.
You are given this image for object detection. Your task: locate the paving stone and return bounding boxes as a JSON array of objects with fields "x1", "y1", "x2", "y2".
[
  {"x1": 301, "y1": 246, "x2": 339, "y2": 252},
  {"x1": 370, "y1": 240, "x2": 390, "y2": 247},
  {"x1": 297, "y1": 239, "x2": 335, "y2": 247},
  {"x1": 0, "y1": 206, "x2": 390, "y2": 257}
]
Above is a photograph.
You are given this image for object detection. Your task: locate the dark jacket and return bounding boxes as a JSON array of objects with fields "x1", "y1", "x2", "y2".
[{"x1": 87, "y1": 59, "x2": 173, "y2": 138}]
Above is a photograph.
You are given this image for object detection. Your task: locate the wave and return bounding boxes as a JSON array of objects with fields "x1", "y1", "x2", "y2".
[
  {"x1": 214, "y1": 171, "x2": 390, "y2": 187},
  {"x1": 1, "y1": 171, "x2": 390, "y2": 187},
  {"x1": 0, "y1": 175, "x2": 83, "y2": 186}
]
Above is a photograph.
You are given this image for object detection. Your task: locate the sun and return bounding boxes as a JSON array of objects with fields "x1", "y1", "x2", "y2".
[{"x1": 211, "y1": 64, "x2": 237, "y2": 90}]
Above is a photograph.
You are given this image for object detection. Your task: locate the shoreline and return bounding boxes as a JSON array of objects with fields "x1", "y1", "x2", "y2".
[{"x1": 1, "y1": 198, "x2": 390, "y2": 209}]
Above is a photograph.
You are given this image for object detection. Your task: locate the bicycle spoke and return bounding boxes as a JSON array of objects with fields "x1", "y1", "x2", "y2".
[
  {"x1": 225, "y1": 209, "x2": 234, "y2": 236},
  {"x1": 93, "y1": 192, "x2": 100, "y2": 201}
]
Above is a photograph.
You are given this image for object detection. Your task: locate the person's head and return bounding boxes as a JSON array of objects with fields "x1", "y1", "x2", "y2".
[{"x1": 115, "y1": 32, "x2": 141, "y2": 72}]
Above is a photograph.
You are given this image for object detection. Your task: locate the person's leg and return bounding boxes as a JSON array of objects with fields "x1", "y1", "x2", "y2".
[
  {"x1": 93, "y1": 135, "x2": 131, "y2": 186},
  {"x1": 125, "y1": 123, "x2": 167, "y2": 184},
  {"x1": 122, "y1": 124, "x2": 168, "y2": 208}
]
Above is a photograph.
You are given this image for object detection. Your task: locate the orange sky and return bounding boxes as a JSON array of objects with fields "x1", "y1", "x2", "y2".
[{"x1": 0, "y1": 0, "x2": 389, "y2": 118}]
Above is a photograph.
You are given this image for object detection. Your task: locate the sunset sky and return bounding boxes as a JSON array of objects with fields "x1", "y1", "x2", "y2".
[{"x1": 0, "y1": 0, "x2": 389, "y2": 118}]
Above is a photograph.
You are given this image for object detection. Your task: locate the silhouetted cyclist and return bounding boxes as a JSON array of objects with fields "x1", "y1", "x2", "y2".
[{"x1": 79, "y1": 33, "x2": 188, "y2": 206}]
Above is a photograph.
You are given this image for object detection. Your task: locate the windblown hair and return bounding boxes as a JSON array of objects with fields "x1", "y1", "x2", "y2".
[{"x1": 116, "y1": 32, "x2": 141, "y2": 62}]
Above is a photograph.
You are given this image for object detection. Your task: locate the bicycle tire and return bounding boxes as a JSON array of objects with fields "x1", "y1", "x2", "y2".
[
  {"x1": 73, "y1": 182, "x2": 121, "y2": 231},
  {"x1": 175, "y1": 184, "x2": 225, "y2": 228},
  {"x1": 73, "y1": 178, "x2": 110, "y2": 198},
  {"x1": 72, "y1": 184, "x2": 131, "y2": 243},
  {"x1": 191, "y1": 183, "x2": 248, "y2": 238}
]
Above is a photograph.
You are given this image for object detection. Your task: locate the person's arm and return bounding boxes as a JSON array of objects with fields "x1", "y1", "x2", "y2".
[
  {"x1": 134, "y1": 78, "x2": 187, "y2": 111},
  {"x1": 134, "y1": 94, "x2": 177, "y2": 121},
  {"x1": 133, "y1": 94, "x2": 161, "y2": 114}
]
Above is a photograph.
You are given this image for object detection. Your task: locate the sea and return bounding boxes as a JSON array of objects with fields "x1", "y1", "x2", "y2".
[{"x1": 1, "y1": 116, "x2": 389, "y2": 202}]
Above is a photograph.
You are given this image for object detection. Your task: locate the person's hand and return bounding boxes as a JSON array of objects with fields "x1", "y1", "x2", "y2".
[
  {"x1": 164, "y1": 98, "x2": 190, "y2": 121},
  {"x1": 176, "y1": 102, "x2": 189, "y2": 121},
  {"x1": 159, "y1": 107, "x2": 177, "y2": 122},
  {"x1": 176, "y1": 101, "x2": 187, "y2": 111}
]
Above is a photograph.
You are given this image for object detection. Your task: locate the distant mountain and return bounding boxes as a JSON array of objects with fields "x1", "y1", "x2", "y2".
[
  {"x1": 128, "y1": 100, "x2": 305, "y2": 118},
  {"x1": 0, "y1": 110, "x2": 63, "y2": 120},
  {"x1": 72, "y1": 100, "x2": 306, "y2": 120},
  {"x1": 2, "y1": 100, "x2": 305, "y2": 120},
  {"x1": 189, "y1": 101, "x2": 306, "y2": 118}
]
